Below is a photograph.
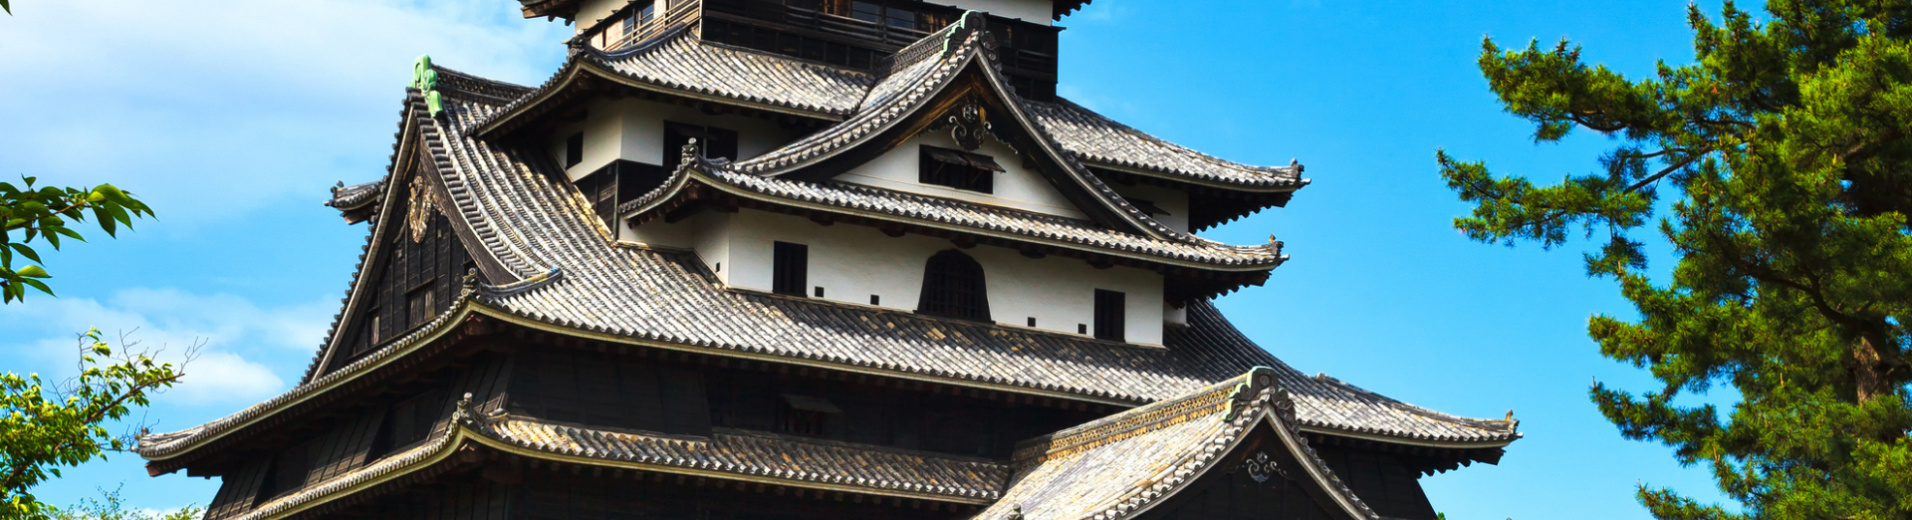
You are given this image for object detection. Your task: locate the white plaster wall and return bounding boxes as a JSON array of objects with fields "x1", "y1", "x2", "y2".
[
  {"x1": 550, "y1": 108, "x2": 626, "y2": 181},
  {"x1": 1108, "y1": 182, "x2": 1190, "y2": 233},
  {"x1": 837, "y1": 132, "x2": 1086, "y2": 219},
  {"x1": 620, "y1": 216, "x2": 693, "y2": 248},
  {"x1": 610, "y1": 98, "x2": 798, "y2": 166},
  {"x1": 1164, "y1": 302, "x2": 1187, "y2": 326},
  {"x1": 553, "y1": 98, "x2": 799, "y2": 181},
  {"x1": 574, "y1": 0, "x2": 634, "y2": 35},
  {"x1": 932, "y1": 0, "x2": 1052, "y2": 24},
  {"x1": 690, "y1": 211, "x2": 733, "y2": 284},
  {"x1": 706, "y1": 208, "x2": 1165, "y2": 345}
]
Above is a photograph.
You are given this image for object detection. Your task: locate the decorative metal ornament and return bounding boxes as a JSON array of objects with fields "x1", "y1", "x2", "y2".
[
  {"x1": 947, "y1": 101, "x2": 991, "y2": 151},
  {"x1": 1242, "y1": 452, "x2": 1279, "y2": 484},
  {"x1": 406, "y1": 174, "x2": 438, "y2": 242}
]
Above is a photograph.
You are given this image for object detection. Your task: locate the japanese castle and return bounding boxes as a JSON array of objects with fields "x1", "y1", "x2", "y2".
[{"x1": 136, "y1": 1, "x2": 1520, "y2": 519}]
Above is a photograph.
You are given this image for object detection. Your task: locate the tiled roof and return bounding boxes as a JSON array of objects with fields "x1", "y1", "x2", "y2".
[
  {"x1": 324, "y1": 179, "x2": 385, "y2": 210},
  {"x1": 476, "y1": 23, "x2": 1298, "y2": 192},
  {"x1": 436, "y1": 78, "x2": 1515, "y2": 444},
  {"x1": 197, "y1": 402, "x2": 1007, "y2": 520},
  {"x1": 1023, "y1": 100, "x2": 1304, "y2": 190},
  {"x1": 488, "y1": 419, "x2": 1009, "y2": 501},
  {"x1": 136, "y1": 52, "x2": 1514, "y2": 465},
  {"x1": 623, "y1": 162, "x2": 1285, "y2": 268},
  {"x1": 980, "y1": 368, "x2": 1378, "y2": 520}
]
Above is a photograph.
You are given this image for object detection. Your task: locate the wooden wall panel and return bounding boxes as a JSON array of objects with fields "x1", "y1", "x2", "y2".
[{"x1": 204, "y1": 460, "x2": 268, "y2": 520}]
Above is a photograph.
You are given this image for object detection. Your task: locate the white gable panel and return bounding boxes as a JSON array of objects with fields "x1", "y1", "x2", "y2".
[{"x1": 836, "y1": 132, "x2": 1087, "y2": 219}]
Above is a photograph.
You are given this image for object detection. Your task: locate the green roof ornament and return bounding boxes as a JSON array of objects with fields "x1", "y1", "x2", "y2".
[{"x1": 412, "y1": 55, "x2": 445, "y2": 118}]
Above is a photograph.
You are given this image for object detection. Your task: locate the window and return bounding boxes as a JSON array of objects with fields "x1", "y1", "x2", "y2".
[
  {"x1": 772, "y1": 242, "x2": 808, "y2": 296},
  {"x1": 574, "y1": 160, "x2": 668, "y2": 234},
  {"x1": 919, "y1": 146, "x2": 1001, "y2": 193},
  {"x1": 849, "y1": 1, "x2": 916, "y2": 30},
  {"x1": 1094, "y1": 289, "x2": 1125, "y2": 341},
  {"x1": 405, "y1": 284, "x2": 434, "y2": 328},
  {"x1": 778, "y1": 394, "x2": 840, "y2": 437},
  {"x1": 663, "y1": 122, "x2": 739, "y2": 171},
  {"x1": 623, "y1": 1, "x2": 656, "y2": 35},
  {"x1": 917, "y1": 250, "x2": 990, "y2": 321},
  {"x1": 564, "y1": 132, "x2": 584, "y2": 168}
]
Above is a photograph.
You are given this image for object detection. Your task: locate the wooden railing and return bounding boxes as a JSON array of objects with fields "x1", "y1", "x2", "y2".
[{"x1": 579, "y1": 0, "x2": 704, "y2": 52}]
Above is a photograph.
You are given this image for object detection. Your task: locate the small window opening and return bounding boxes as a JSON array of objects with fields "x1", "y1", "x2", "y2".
[
  {"x1": 870, "y1": 295, "x2": 881, "y2": 305},
  {"x1": 778, "y1": 394, "x2": 840, "y2": 437},
  {"x1": 1077, "y1": 324, "x2": 1087, "y2": 335},
  {"x1": 919, "y1": 146, "x2": 1000, "y2": 193},
  {"x1": 814, "y1": 286, "x2": 826, "y2": 298},
  {"x1": 773, "y1": 242, "x2": 809, "y2": 296},
  {"x1": 1094, "y1": 289, "x2": 1126, "y2": 341},
  {"x1": 564, "y1": 132, "x2": 584, "y2": 168},
  {"x1": 1027, "y1": 317, "x2": 1037, "y2": 327}
]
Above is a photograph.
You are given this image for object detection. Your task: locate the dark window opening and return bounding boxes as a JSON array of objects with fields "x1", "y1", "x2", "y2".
[
  {"x1": 1078, "y1": 323, "x2": 1087, "y2": 335},
  {"x1": 564, "y1": 132, "x2": 584, "y2": 168},
  {"x1": 663, "y1": 122, "x2": 739, "y2": 171},
  {"x1": 574, "y1": 160, "x2": 669, "y2": 234},
  {"x1": 1027, "y1": 317, "x2": 1036, "y2": 327},
  {"x1": 773, "y1": 242, "x2": 809, "y2": 296},
  {"x1": 919, "y1": 146, "x2": 1001, "y2": 193},
  {"x1": 1094, "y1": 289, "x2": 1125, "y2": 341},
  {"x1": 917, "y1": 250, "x2": 989, "y2": 321},
  {"x1": 870, "y1": 295, "x2": 880, "y2": 305},
  {"x1": 406, "y1": 284, "x2": 435, "y2": 328},
  {"x1": 814, "y1": 286, "x2": 825, "y2": 298},
  {"x1": 778, "y1": 394, "x2": 840, "y2": 437}
]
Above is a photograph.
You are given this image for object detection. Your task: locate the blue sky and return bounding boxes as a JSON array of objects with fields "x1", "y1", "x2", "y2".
[{"x1": 0, "y1": 0, "x2": 1736, "y2": 518}]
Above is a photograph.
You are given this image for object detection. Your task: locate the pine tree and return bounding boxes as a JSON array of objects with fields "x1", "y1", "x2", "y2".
[{"x1": 1438, "y1": 1, "x2": 1911, "y2": 518}]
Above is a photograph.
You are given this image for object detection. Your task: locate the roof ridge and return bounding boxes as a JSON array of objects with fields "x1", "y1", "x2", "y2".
[{"x1": 1011, "y1": 370, "x2": 1259, "y2": 464}]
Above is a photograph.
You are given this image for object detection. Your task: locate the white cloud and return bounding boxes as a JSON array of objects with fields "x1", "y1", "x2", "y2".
[
  {"x1": 0, "y1": 288, "x2": 336, "y2": 406},
  {"x1": 0, "y1": 0, "x2": 571, "y2": 226}
]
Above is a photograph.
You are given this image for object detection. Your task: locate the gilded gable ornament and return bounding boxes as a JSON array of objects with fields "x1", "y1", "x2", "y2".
[{"x1": 406, "y1": 174, "x2": 438, "y2": 242}]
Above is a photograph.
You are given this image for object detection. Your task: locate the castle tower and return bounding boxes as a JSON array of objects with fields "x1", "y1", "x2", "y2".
[{"x1": 137, "y1": 2, "x2": 1519, "y2": 519}]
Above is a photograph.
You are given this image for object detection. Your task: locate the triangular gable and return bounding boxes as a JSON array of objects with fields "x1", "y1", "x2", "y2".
[
  {"x1": 718, "y1": 12, "x2": 1185, "y2": 241},
  {"x1": 306, "y1": 90, "x2": 518, "y2": 381},
  {"x1": 980, "y1": 368, "x2": 1382, "y2": 520}
]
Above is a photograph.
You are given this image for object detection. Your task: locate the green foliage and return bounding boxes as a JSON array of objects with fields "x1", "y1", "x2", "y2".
[
  {"x1": 1, "y1": 330, "x2": 189, "y2": 520},
  {"x1": 1437, "y1": 2, "x2": 1912, "y2": 516},
  {"x1": 0, "y1": 176, "x2": 154, "y2": 303},
  {"x1": 49, "y1": 486, "x2": 200, "y2": 520},
  {"x1": 1440, "y1": 1, "x2": 1912, "y2": 518}
]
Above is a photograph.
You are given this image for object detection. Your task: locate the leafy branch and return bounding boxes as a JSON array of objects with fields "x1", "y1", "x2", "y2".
[{"x1": 0, "y1": 176, "x2": 155, "y2": 303}]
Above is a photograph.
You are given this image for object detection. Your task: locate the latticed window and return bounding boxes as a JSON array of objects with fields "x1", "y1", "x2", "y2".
[
  {"x1": 1094, "y1": 289, "x2": 1125, "y2": 341},
  {"x1": 772, "y1": 242, "x2": 809, "y2": 297},
  {"x1": 919, "y1": 146, "x2": 1001, "y2": 193},
  {"x1": 917, "y1": 250, "x2": 989, "y2": 321}
]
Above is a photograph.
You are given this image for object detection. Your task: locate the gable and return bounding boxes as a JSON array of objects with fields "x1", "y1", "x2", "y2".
[
  {"x1": 329, "y1": 177, "x2": 486, "y2": 367},
  {"x1": 834, "y1": 131, "x2": 1086, "y2": 219},
  {"x1": 1139, "y1": 424, "x2": 1366, "y2": 520}
]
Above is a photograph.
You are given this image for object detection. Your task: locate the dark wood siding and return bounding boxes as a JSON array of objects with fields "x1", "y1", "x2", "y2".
[
  {"x1": 256, "y1": 408, "x2": 385, "y2": 502},
  {"x1": 1312, "y1": 446, "x2": 1438, "y2": 520},
  {"x1": 204, "y1": 460, "x2": 268, "y2": 520},
  {"x1": 515, "y1": 470, "x2": 970, "y2": 520},
  {"x1": 337, "y1": 187, "x2": 482, "y2": 364},
  {"x1": 354, "y1": 477, "x2": 514, "y2": 520},
  {"x1": 1141, "y1": 428, "x2": 1348, "y2": 520},
  {"x1": 507, "y1": 351, "x2": 711, "y2": 436}
]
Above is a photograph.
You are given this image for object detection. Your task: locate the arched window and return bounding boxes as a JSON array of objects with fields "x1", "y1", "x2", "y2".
[{"x1": 917, "y1": 250, "x2": 990, "y2": 321}]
